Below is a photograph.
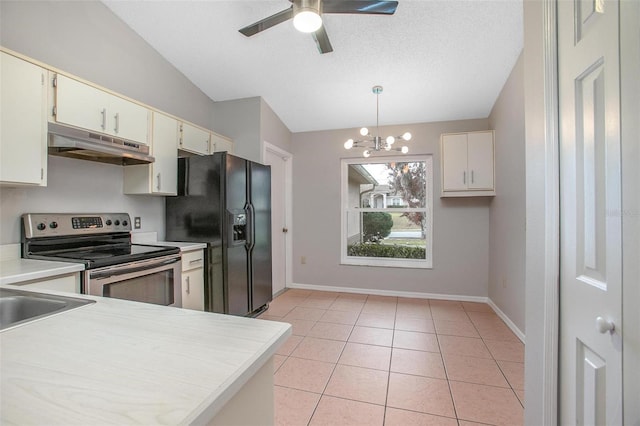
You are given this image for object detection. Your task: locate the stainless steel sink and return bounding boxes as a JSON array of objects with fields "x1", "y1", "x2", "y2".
[{"x1": 0, "y1": 288, "x2": 95, "y2": 331}]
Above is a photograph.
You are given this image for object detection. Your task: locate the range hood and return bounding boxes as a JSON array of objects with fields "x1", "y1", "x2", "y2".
[{"x1": 48, "y1": 122, "x2": 155, "y2": 166}]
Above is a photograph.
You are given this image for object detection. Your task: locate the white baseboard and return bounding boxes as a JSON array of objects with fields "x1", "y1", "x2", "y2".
[
  {"x1": 287, "y1": 282, "x2": 526, "y2": 344},
  {"x1": 487, "y1": 298, "x2": 526, "y2": 343},
  {"x1": 288, "y1": 282, "x2": 488, "y2": 303}
]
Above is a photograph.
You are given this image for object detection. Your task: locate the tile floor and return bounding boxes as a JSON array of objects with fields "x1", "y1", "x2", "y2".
[{"x1": 259, "y1": 289, "x2": 524, "y2": 426}]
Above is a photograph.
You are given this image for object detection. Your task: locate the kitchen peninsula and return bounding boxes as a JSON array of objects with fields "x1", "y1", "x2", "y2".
[{"x1": 0, "y1": 291, "x2": 291, "y2": 425}]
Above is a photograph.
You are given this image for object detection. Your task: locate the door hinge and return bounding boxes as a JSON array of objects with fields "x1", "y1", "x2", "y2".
[
  {"x1": 41, "y1": 168, "x2": 44, "y2": 180},
  {"x1": 52, "y1": 106, "x2": 57, "y2": 117},
  {"x1": 52, "y1": 75, "x2": 57, "y2": 87}
]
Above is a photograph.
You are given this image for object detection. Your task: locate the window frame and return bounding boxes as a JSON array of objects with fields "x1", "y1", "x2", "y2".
[{"x1": 340, "y1": 154, "x2": 433, "y2": 269}]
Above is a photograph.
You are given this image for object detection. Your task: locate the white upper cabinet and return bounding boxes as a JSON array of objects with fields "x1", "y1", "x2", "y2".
[
  {"x1": 441, "y1": 130, "x2": 495, "y2": 197},
  {"x1": 52, "y1": 74, "x2": 150, "y2": 144},
  {"x1": 211, "y1": 131, "x2": 234, "y2": 154},
  {"x1": 179, "y1": 122, "x2": 210, "y2": 155},
  {"x1": 123, "y1": 112, "x2": 178, "y2": 196},
  {"x1": 0, "y1": 52, "x2": 48, "y2": 186}
]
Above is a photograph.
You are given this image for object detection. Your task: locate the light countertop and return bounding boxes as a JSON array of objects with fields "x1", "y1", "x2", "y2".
[
  {"x1": 0, "y1": 258, "x2": 84, "y2": 285},
  {"x1": 0, "y1": 291, "x2": 291, "y2": 424},
  {"x1": 153, "y1": 241, "x2": 207, "y2": 252},
  {"x1": 130, "y1": 232, "x2": 207, "y2": 252}
]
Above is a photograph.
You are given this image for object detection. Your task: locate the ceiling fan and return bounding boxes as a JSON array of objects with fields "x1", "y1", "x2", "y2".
[{"x1": 239, "y1": 0, "x2": 399, "y2": 54}]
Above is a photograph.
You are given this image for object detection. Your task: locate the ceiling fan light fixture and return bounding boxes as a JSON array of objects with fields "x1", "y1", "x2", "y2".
[
  {"x1": 293, "y1": 0, "x2": 322, "y2": 33},
  {"x1": 293, "y1": 10, "x2": 322, "y2": 32}
]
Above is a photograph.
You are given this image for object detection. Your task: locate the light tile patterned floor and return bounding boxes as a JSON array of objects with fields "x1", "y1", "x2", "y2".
[{"x1": 260, "y1": 289, "x2": 524, "y2": 426}]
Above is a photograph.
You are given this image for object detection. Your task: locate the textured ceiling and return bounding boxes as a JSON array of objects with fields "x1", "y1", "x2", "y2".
[{"x1": 102, "y1": 0, "x2": 523, "y2": 133}]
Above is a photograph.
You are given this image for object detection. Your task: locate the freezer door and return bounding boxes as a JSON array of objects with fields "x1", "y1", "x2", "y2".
[
  {"x1": 225, "y1": 154, "x2": 250, "y2": 315},
  {"x1": 249, "y1": 161, "x2": 272, "y2": 311}
]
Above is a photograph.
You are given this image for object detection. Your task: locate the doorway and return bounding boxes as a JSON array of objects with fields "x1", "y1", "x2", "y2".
[{"x1": 264, "y1": 142, "x2": 293, "y2": 296}]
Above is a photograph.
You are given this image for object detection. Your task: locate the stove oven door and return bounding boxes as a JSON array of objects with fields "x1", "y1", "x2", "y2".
[{"x1": 84, "y1": 254, "x2": 182, "y2": 307}]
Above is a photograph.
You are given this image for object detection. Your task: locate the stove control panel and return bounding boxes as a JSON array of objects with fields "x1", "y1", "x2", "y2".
[{"x1": 22, "y1": 213, "x2": 132, "y2": 238}]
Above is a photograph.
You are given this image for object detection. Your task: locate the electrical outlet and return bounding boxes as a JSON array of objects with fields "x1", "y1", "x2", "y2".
[
  {"x1": 301, "y1": 256, "x2": 306, "y2": 265},
  {"x1": 134, "y1": 217, "x2": 141, "y2": 229}
]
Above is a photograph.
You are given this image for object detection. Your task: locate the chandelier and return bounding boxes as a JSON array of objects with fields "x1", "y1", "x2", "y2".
[{"x1": 343, "y1": 85, "x2": 412, "y2": 157}]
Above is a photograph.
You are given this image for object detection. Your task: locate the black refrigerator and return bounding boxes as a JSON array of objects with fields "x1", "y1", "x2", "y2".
[{"x1": 165, "y1": 152, "x2": 272, "y2": 316}]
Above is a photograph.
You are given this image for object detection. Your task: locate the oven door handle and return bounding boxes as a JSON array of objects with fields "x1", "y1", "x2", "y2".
[{"x1": 90, "y1": 257, "x2": 180, "y2": 281}]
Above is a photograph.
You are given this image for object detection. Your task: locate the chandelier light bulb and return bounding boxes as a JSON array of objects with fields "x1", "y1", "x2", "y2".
[
  {"x1": 401, "y1": 146, "x2": 409, "y2": 154},
  {"x1": 363, "y1": 150, "x2": 371, "y2": 158},
  {"x1": 360, "y1": 127, "x2": 369, "y2": 136},
  {"x1": 386, "y1": 136, "x2": 395, "y2": 145},
  {"x1": 344, "y1": 139, "x2": 354, "y2": 149},
  {"x1": 402, "y1": 132, "x2": 412, "y2": 141},
  {"x1": 384, "y1": 144, "x2": 392, "y2": 151}
]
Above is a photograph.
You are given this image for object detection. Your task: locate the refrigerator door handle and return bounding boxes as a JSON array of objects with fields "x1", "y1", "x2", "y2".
[{"x1": 246, "y1": 204, "x2": 255, "y2": 252}]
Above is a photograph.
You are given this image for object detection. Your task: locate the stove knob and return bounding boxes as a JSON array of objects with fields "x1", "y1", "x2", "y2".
[
  {"x1": 114, "y1": 220, "x2": 120, "y2": 226},
  {"x1": 105, "y1": 219, "x2": 112, "y2": 226},
  {"x1": 122, "y1": 220, "x2": 128, "y2": 227},
  {"x1": 49, "y1": 222, "x2": 58, "y2": 229},
  {"x1": 37, "y1": 223, "x2": 46, "y2": 231}
]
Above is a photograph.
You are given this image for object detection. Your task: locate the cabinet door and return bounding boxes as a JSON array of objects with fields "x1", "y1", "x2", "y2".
[
  {"x1": 123, "y1": 112, "x2": 177, "y2": 195},
  {"x1": 0, "y1": 53, "x2": 47, "y2": 186},
  {"x1": 54, "y1": 74, "x2": 111, "y2": 134},
  {"x1": 441, "y1": 133, "x2": 469, "y2": 191},
  {"x1": 179, "y1": 122, "x2": 210, "y2": 155},
  {"x1": 182, "y1": 269, "x2": 205, "y2": 311},
  {"x1": 467, "y1": 131, "x2": 494, "y2": 190},
  {"x1": 211, "y1": 132, "x2": 234, "y2": 154},
  {"x1": 54, "y1": 74, "x2": 149, "y2": 144},
  {"x1": 108, "y1": 95, "x2": 149, "y2": 143},
  {"x1": 151, "y1": 112, "x2": 178, "y2": 194}
]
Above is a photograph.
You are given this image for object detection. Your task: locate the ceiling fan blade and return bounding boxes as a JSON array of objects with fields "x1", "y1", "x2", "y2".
[
  {"x1": 239, "y1": 6, "x2": 294, "y2": 37},
  {"x1": 312, "y1": 25, "x2": 334, "y2": 54},
  {"x1": 322, "y1": 0, "x2": 398, "y2": 15}
]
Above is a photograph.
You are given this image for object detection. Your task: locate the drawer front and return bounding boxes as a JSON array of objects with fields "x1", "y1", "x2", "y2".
[{"x1": 182, "y1": 249, "x2": 204, "y2": 272}]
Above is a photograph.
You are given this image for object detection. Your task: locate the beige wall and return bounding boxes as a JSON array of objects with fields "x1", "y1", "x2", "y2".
[
  {"x1": 488, "y1": 51, "x2": 526, "y2": 333},
  {"x1": 0, "y1": 0, "x2": 216, "y2": 243},
  {"x1": 291, "y1": 119, "x2": 493, "y2": 297}
]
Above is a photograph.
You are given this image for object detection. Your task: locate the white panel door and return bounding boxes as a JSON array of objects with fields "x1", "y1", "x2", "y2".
[
  {"x1": 264, "y1": 146, "x2": 290, "y2": 295},
  {"x1": 558, "y1": 0, "x2": 623, "y2": 424},
  {"x1": 467, "y1": 131, "x2": 494, "y2": 190},
  {"x1": 441, "y1": 133, "x2": 468, "y2": 191}
]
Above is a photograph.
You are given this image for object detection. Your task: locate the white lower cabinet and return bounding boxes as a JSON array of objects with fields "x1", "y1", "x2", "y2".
[
  {"x1": 0, "y1": 52, "x2": 47, "y2": 186},
  {"x1": 123, "y1": 112, "x2": 178, "y2": 195},
  {"x1": 181, "y1": 249, "x2": 205, "y2": 311}
]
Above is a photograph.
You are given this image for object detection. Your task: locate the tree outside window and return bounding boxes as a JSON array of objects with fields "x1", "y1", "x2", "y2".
[{"x1": 341, "y1": 155, "x2": 433, "y2": 269}]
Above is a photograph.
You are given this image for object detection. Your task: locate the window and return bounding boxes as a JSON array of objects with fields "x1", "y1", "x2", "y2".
[{"x1": 341, "y1": 155, "x2": 433, "y2": 268}]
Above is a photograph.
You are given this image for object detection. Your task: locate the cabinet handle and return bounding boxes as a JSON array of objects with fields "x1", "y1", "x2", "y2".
[
  {"x1": 463, "y1": 171, "x2": 466, "y2": 185},
  {"x1": 471, "y1": 170, "x2": 475, "y2": 184},
  {"x1": 186, "y1": 276, "x2": 190, "y2": 294},
  {"x1": 114, "y1": 112, "x2": 120, "y2": 134},
  {"x1": 189, "y1": 259, "x2": 202, "y2": 265},
  {"x1": 100, "y1": 108, "x2": 106, "y2": 130},
  {"x1": 156, "y1": 173, "x2": 161, "y2": 191}
]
